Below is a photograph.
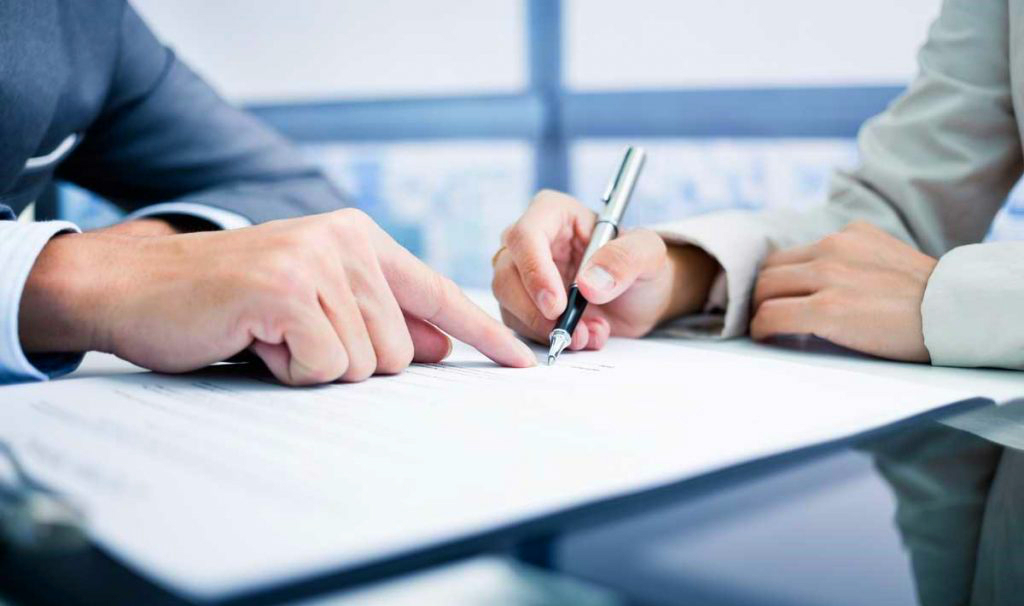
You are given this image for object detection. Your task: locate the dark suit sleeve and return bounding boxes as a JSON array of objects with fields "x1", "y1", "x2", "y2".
[{"x1": 56, "y1": 3, "x2": 348, "y2": 224}]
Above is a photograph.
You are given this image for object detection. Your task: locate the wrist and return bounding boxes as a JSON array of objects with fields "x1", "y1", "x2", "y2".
[
  {"x1": 18, "y1": 232, "x2": 125, "y2": 355},
  {"x1": 93, "y1": 218, "x2": 181, "y2": 237},
  {"x1": 659, "y1": 244, "x2": 720, "y2": 324}
]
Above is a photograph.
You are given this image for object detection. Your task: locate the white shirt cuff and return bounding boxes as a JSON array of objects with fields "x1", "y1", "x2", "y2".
[
  {"x1": 654, "y1": 211, "x2": 773, "y2": 339},
  {"x1": 0, "y1": 220, "x2": 81, "y2": 383},
  {"x1": 126, "y1": 202, "x2": 252, "y2": 231}
]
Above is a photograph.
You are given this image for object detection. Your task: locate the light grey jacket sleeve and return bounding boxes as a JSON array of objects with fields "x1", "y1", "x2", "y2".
[{"x1": 656, "y1": 0, "x2": 1024, "y2": 370}]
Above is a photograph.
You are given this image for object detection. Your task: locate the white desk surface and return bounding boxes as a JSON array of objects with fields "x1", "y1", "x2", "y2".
[{"x1": 67, "y1": 289, "x2": 1023, "y2": 404}]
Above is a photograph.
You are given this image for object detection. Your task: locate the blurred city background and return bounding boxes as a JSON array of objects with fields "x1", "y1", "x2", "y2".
[{"x1": 62, "y1": 0, "x2": 1024, "y2": 287}]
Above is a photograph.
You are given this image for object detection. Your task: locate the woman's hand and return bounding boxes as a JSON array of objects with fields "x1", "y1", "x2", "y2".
[
  {"x1": 491, "y1": 190, "x2": 719, "y2": 351},
  {"x1": 751, "y1": 222, "x2": 938, "y2": 362}
]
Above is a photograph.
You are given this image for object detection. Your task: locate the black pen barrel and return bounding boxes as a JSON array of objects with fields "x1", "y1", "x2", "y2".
[{"x1": 555, "y1": 285, "x2": 589, "y2": 336}]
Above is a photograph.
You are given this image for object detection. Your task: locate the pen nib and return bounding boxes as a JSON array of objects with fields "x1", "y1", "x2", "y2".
[{"x1": 546, "y1": 329, "x2": 571, "y2": 366}]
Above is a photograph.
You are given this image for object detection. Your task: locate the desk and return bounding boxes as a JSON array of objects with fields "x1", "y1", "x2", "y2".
[
  {"x1": 4, "y1": 407, "x2": 1017, "y2": 605},
  {"x1": 2, "y1": 292, "x2": 1022, "y2": 605}
]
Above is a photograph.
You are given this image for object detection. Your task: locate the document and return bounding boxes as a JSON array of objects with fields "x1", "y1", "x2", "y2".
[{"x1": 0, "y1": 339, "x2": 981, "y2": 600}]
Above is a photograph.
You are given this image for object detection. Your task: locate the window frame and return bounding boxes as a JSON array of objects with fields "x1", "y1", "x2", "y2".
[
  {"x1": 246, "y1": 0, "x2": 905, "y2": 194},
  {"x1": 45, "y1": 0, "x2": 905, "y2": 222}
]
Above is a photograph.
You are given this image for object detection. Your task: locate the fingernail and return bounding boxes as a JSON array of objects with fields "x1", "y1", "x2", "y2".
[
  {"x1": 442, "y1": 337, "x2": 454, "y2": 360},
  {"x1": 582, "y1": 265, "x2": 615, "y2": 293},
  {"x1": 538, "y1": 290, "x2": 557, "y2": 316}
]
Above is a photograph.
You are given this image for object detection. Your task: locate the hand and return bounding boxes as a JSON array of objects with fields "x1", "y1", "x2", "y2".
[
  {"x1": 20, "y1": 209, "x2": 536, "y2": 385},
  {"x1": 492, "y1": 190, "x2": 719, "y2": 350},
  {"x1": 751, "y1": 221, "x2": 938, "y2": 362}
]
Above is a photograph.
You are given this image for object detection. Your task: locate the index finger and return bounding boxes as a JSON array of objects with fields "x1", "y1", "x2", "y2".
[
  {"x1": 379, "y1": 240, "x2": 537, "y2": 368},
  {"x1": 504, "y1": 190, "x2": 597, "y2": 319}
]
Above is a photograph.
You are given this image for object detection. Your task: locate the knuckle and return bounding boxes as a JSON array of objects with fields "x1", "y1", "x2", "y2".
[
  {"x1": 634, "y1": 228, "x2": 665, "y2": 249},
  {"x1": 301, "y1": 359, "x2": 345, "y2": 385},
  {"x1": 818, "y1": 233, "x2": 844, "y2": 252},
  {"x1": 646, "y1": 229, "x2": 668, "y2": 256},
  {"x1": 597, "y1": 242, "x2": 634, "y2": 275},
  {"x1": 517, "y1": 255, "x2": 546, "y2": 285},
  {"x1": 313, "y1": 366, "x2": 342, "y2": 385},
  {"x1": 425, "y1": 273, "x2": 459, "y2": 319},
  {"x1": 376, "y1": 339, "x2": 414, "y2": 375},
  {"x1": 530, "y1": 189, "x2": 560, "y2": 207},
  {"x1": 503, "y1": 223, "x2": 529, "y2": 249},
  {"x1": 328, "y1": 209, "x2": 376, "y2": 242},
  {"x1": 811, "y1": 290, "x2": 843, "y2": 318},
  {"x1": 761, "y1": 298, "x2": 790, "y2": 321},
  {"x1": 752, "y1": 273, "x2": 771, "y2": 302},
  {"x1": 749, "y1": 309, "x2": 769, "y2": 339},
  {"x1": 260, "y1": 257, "x2": 311, "y2": 300},
  {"x1": 755, "y1": 298, "x2": 780, "y2": 319},
  {"x1": 435, "y1": 273, "x2": 459, "y2": 301},
  {"x1": 344, "y1": 353, "x2": 377, "y2": 382},
  {"x1": 490, "y1": 268, "x2": 516, "y2": 300},
  {"x1": 335, "y1": 207, "x2": 372, "y2": 226},
  {"x1": 531, "y1": 189, "x2": 581, "y2": 213},
  {"x1": 810, "y1": 259, "x2": 843, "y2": 284},
  {"x1": 342, "y1": 263, "x2": 375, "y2": 295},
  {"x1": 335, "y1": 220, "x2": 375, "y2": 248}
]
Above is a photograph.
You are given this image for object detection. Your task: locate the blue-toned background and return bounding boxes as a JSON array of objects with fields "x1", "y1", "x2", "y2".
[{"x1": 60, "y1": 0, "x2": 1024, "y2": 287}]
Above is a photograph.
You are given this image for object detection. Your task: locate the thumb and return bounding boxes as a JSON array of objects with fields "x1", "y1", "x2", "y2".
[{"x1": 576, "y1": 229, "x2": 667, "y2": 304}]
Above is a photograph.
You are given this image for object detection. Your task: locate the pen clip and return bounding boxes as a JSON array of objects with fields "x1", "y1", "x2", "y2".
[
  {"x1": 601, "y1": 160, "x2": 628, "y2": 205},
  {"x1": 601, "y1": 148, "x2": 635, "y2": 204}
]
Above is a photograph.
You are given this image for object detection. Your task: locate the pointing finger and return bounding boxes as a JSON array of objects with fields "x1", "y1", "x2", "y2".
[{"x1": 379, "y1": 239, "x2": 536, "y2": 368}]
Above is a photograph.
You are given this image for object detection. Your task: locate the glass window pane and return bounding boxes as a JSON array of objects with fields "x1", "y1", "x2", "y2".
[
  {"x1": 573, "y1": 140, "x2": 1024, "y2": 242},
  {"x1": 133, "y1": 0, "x2": 527, "y2": 103},
  {"x1": 304, "y1": 141, "x2": 532, "y2": 287},
  {"x1": 565, "y1": 0, "x2": 941, "y2": 90},
  {"x1": 570, "y1": 139, "x2": 859, "y2": 226}
]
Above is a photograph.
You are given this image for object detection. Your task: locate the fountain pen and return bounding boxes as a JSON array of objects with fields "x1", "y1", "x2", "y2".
[{"x1": 547, "y1": 146, "x2": 646, "y2": 365}]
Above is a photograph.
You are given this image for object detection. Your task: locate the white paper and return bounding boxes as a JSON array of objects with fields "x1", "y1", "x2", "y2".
[{"x1": 0, "y1": 339, "x2": 980, "y2": 600}]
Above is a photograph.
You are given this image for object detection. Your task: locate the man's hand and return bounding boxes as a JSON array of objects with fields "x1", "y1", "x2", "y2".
[
  {"x1": 20, "y1": 209, "x2": 536, "y2": 385},
  {"x1": 492, "y1": 190, "x2": 719, "y2": 351},
  {"x1": 751, "y1": 221, "x2": 938, "y2": 362}
]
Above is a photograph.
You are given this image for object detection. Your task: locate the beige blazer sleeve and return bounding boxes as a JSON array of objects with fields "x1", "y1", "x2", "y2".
[{"x1": 657, "y1": 0, "x2": 1024, "y2": 369}]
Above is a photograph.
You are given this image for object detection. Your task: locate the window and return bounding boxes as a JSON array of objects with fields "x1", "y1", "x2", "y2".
[
  {"x1": 66, "y1": 0, "x2": 1023, "y2": 287},
  {"x1": 134, "y1": 0, "x2": 527, "y2": 102},
  {"x1": 564, "y1": 0, "x2": 938, "y2": 90}
]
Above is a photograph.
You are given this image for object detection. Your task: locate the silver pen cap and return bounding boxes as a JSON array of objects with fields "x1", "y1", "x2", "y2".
[
  {"x1": 598, "y1": 146, "x2": 646, "y2": 227},
  {"x1": 575, "y1": 146, "x2": 646, "y2": 274}
]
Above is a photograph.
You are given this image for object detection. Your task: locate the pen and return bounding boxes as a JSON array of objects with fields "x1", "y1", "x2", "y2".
[{"x1": 547, "y1": 146, "x2": 646, "y2": 365}]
